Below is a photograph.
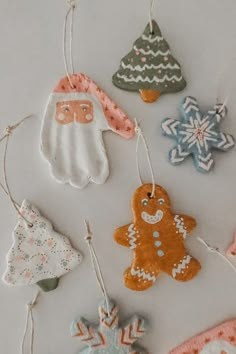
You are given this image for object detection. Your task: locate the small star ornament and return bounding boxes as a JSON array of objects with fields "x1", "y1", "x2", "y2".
[
  {"x1": 161, "y1": 96, "x2": 235, "y2": 173},
  {"x1": 71, "y1": 299, "x2": 148, "y2": 354}
]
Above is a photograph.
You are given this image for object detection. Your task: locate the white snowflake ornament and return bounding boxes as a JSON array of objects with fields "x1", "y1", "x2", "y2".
[
  {"x1": 71, "y1": 299, "x2": 148, "y2": 354},
  {"x1": 3, "y1": 200, "x2": 82, "y2": 292}
]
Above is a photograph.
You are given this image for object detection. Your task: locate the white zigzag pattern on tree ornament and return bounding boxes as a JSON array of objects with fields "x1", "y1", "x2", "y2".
[
  {"x1": 141, "y1": 34, "x2": 163, "y2": 43},
  {"x1": 116, "y1": 74, "x2": 183, "y2": 84},
  {"x1": 121, "y1": 62, "x2": 180, "y2": 72},
  {"x1": 133, "y1": 45, "x2": 170, "y2": 57}
]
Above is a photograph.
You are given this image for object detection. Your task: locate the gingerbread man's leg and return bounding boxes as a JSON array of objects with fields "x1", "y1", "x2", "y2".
[
  {"x1": 174, "y1": 214, "x2": 197, "y2": 238},
  {"x1": 124, "y1": 253, "x2": 160, "y2": 291},
  {"x1": 163, "y1": 248, "x2": 201, "y2": 282},
  {"x1": 114, "y1": 223, "x2": 138, "y2": 249}
]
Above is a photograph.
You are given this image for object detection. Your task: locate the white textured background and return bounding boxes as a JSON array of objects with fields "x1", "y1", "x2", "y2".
[{"x1": 0, "y1": 1, "x2": 236, "y2": 353}]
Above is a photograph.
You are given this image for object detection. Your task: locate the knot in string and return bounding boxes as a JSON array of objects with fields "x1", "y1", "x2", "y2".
[
  {"x1": 134, "y1": 120, "x2": 141, "y2": 135},
  {"x1": 197, "y1": 237, "x2": 236, "y2": 275},
  {"x1": 67, "y1": 0, "x2": 76, "y2": 9},
  {"x1": 197, "y1": 237, "x2": 219, "y2": 253},
  {"x1": 27, "y1": 298, "x2": 37, "y2": 311},
  {"x1": 84, "y1": 234, "x2": 92, "y2": 242},
  {"x1": 21, "y1": 291, "x2": 40, "y2": 354},
  {"x1": 5, "y1": 125, "x2": 14, "y2": 136}
]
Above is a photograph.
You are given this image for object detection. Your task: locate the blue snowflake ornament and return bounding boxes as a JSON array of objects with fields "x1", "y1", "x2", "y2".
[
  {"x1": 70, "y1": 299, "x2": 148, "y2": 354},
  {"x1": 161, "y1": 96, "x2": 235, "y2": 173}
]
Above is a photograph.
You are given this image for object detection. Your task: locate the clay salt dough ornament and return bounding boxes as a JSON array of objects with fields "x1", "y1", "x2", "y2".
[
  {"x1": 114, "y1": 183, "x2": 201, "y2": 291},
  {"x1": 3, "y1": 200, "x2": 82, "y2": 292},
  {"x1": 169, "y1": 319, "x2": 236, "y2": 354},
  {"x1": 71, "y1": 299, "x2": 148, "y2": 354},
  {"x1": 112, "y1": 20, "x2": 186, "y2": 103},
  {"x1": 71, "y1": 222, "x2": 148, "y2": 354},
  {"x1": 41, "y1": 74, "x2": 135, "y2": 188},
  {"x1": 161, "y1": 96, "x2": 235, "y2": 173}
]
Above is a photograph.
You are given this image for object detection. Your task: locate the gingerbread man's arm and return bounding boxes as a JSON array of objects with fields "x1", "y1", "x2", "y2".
[
  {"x1": 174, "y1": 214, "x2": 197, "y2": 238},
  {"x1": 114, "y1": 223, "x2": 135, "y2": 248}
]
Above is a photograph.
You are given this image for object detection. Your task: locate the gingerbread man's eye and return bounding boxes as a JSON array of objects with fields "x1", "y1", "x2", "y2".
[
  {"x1": 158, "y1": 198, "x2": 165, "y2": 205},
  {"x1": 142, "y1": 199, "x2": 148, "y2": 206},
  {"x1": 63, "y1": 107, "x2": 69, "y2": 112}
]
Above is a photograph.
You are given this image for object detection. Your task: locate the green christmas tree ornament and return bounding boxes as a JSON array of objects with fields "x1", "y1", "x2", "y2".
[{"x1": 113, "y1": 20, "x2": 186, "y2": 103}]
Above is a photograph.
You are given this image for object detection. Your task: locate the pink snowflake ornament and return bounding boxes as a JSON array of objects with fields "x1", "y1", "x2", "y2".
[
  {"x1": 3, "y1": 200, "x2": 82, "y2": 292},
  {"x1": 71, "y1": 299, "x2": 148, "y2": 354},
  {"x1": 41, "y1": 73, "x2": 135, "y2": 189}
]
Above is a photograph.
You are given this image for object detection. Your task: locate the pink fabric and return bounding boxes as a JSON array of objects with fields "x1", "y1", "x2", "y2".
[
  {"x1": 170, "y1": 319, "x2": 236, "y2": 353},
  {"x1": 53, "y1": 74, "x2": 134, "y2": 139}
]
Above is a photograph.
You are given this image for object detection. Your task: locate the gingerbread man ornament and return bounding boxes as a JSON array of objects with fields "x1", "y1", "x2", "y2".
[{"x1": 114, "y1": 184, "x2": 201, "y2": 291}]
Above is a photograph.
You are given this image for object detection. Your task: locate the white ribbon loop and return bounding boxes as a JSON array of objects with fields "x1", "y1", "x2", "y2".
[
  {"x1": 149, "y1": 0, "x2": 155, "y2": 34},
  {"x1": 63, "y1": 0, "x2": 77, "y2": 88},
  {"x1": 135, "y1": 119, "x2": 155, "y2": 198},
  {"x1": 84, "y1": 220, "x2": 111, "y2": 317},
  {"x1": 0, "y1": 115, "x2": 33, "y2": 226},
  {"x1": 216, "y1": 57, "x2": 236, "y2": 114}
]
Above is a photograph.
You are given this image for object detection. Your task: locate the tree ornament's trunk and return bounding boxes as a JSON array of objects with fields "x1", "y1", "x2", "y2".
[{"x1": 139, "y1": 89, "x2": 161, "y2": 103}]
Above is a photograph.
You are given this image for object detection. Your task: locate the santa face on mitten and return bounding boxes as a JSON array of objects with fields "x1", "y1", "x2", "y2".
[
  {"x1": 55, "y1": 100, "x2": 94, "y2": 124},
  {"x1": 41, "y1": 74, "x2": 134, "y2": 189}
]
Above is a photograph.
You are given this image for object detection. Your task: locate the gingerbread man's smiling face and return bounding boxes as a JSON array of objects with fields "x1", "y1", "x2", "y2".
[
  {"x1": 132, "y1": 184, "x2": 171, "y2": 225},
  {"x1": 55, "y1": 100, "x2": 94, "y2": 125}
]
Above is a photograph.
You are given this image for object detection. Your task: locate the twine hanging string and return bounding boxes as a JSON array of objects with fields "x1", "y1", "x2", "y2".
[
  {"x1": 21, "y1": 291, "x2": 40, "y2": 354},
  {"x1": 0, "y1": 115, "x2": 33, "y2": 226},
  {"x1": 63, "y1": 0, "x2": 77, "y2": 89},
  {"x1": 216, "y1": 57, "x2": 236, "y2": 114},
  {"x1": 84, "y1": 220, "x2": 111, "y2": 317},
  {"x1": 149, "y1": 0, "x2": 155, "y2": 34},
  {"x1": 135, "y1": 119, "x2": 155, "y2": 198},
  {"x1": 197, "y1": 237, "x2": 236, "y2": 275}
]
